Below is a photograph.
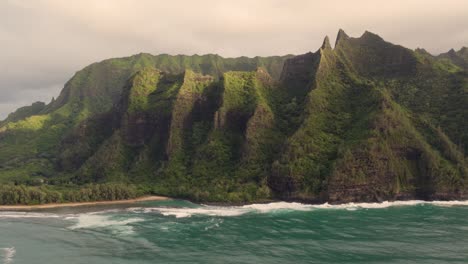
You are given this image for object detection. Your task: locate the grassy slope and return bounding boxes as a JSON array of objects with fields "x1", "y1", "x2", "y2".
[
  {"x1": 153, "y1": 70, "x2": 279, "y2": 202},
  {"x1": 63, "y1": 68, "x2": 278, "y2": 202},
  {"x1": 270, "y1": 32, "x2": 467, "y2": 202},
  {"x1": 0, "y1": 102, "x2": 46, "y2": 127},
  {"x1": 0, "y1": 54, "x2": 290, "y2": 184}
]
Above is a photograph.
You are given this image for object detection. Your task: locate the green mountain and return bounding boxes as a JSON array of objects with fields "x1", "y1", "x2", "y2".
[
  {"x1": 437, "y1": 47, "x2": 468, "y2": 69},
  {"x1": 0, "y1": 30, "x2": 467, "y2": 204}
]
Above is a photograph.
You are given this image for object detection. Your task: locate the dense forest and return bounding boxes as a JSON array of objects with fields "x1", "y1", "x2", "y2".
[{"x1": 0, "y1": 183, "x2": 138, "y2": 205}]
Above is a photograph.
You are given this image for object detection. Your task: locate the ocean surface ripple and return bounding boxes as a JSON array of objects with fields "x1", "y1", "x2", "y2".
[{"x1": 1, "y1": 200, "x2": 468, "y2": 264}]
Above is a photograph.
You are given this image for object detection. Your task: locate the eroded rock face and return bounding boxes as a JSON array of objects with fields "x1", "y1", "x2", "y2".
[
  {"x1": 121, "y1": 112, "x2": 156, "y2": 146},
  {"x1": 118, "y1": 68, "x2": 162, "y2": 147},
  {"x1": 58, "y1": 112, "x2": 116, "y2": 172},
  {"x1": 166, "y1": 71, "x2": 215, "y2": 158},
  {"x1": 279, "y1": 52, "x2": 321, "y2": 98}
]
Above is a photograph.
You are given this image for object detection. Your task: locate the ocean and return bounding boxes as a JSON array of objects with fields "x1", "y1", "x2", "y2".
[{"x1": 1, "y1": 200, "x2": 467, "y2": 263}]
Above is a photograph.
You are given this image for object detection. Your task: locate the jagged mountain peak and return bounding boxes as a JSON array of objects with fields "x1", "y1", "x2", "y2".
[
  {"x1": 437, "y1": 47, "x2": 468, "y2": 68},
  {"x1": 332, "y1": 29, "x2": 418, "y2": 77},
  {"x1": 335, "y1": 29, "x2": 386, "y2": 48},
  {"x1": 415, "y1": 48, "x2": 432, "y2": 55},
  {"x1": 360, "y1": 30, "x2": 383, "y2": 41},
  {"x1": 321, "y1": 36, "x2": 332, "y2": 50},
  {"x1": 335, "y1": 28, "x2": 349, "y2": 46}
]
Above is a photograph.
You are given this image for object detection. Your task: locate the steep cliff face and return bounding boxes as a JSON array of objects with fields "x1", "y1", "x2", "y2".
[
  {"x1": 60, "y1": 67, "x2": 279, "y2": 201},
  {"x1": 0, "y1": 54, "x2": 290, "y2": 184},
  {"x1": 0, "y1": 30, "x2": 466, "y2": 203},
  {"x1": 50, "y1": 53, "x2": 291, "y2": 117},
  {"x1": 269, "y1": 32, "x2": 467, "y2": 203}
]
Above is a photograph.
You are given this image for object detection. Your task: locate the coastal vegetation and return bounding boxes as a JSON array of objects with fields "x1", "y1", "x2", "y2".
[{"x1": 0, "y1": 183, "x2": 138, "y2": 205}]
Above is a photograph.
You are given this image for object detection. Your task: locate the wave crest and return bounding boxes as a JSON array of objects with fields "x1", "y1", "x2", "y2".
[
  {"x1": 0, "y1": 212, "x2": 63, "y2": 219},
  {"x1": 68, "y1": 214, "x2": 144, "y2": 235},
  {"x1": 128, "y1": 200, "x2": 468, "y2": 218}
]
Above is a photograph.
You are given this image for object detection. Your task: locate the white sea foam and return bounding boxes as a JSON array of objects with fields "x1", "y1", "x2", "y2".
[
  {"x1": 1, "y1": 200, "x2": 467, "y2": 222},
  {"x1": 127, "y1": 200, "x2": 468, "y2": 218},
  {"x1": 131, "y1": 202, "x2": 313, "y2": 218},
  {"x1": 310, "y1": 200, "x2": 428, "y2": 210},
  {"x1": 1, "y1": 247, "x2": 15, "y2": 264},
  {"x1": 430, "y1": 200, "x2": 468, "y2": 207},
  {"x1": 0, "y1": 212, "x2": 63, "y2": 219},
  {"x1": 68, "y1": 214, "x2": 144, "y2": 235},
  {"x1": 133, "y1": 207, "x2": 249, "y2": 218},
  {"x1": 0, "y1": 211, "x2": 144, "y2": 235},
  {"x1": 243, "y1": 201, "x2": 314, "y2": 212}
]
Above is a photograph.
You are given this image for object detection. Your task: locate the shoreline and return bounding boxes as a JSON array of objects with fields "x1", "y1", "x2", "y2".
[
  {"x1": 1, "y1": 196, "x2": 467, "y2": 212},
  {"x1": 0, "y1": 195, "x2": 169, "y2": 211}
]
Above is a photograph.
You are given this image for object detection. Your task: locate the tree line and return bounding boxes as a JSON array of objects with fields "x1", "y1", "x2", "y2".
[{"x1": 0, "y1": 183, "x2": 138, "y2": 205}]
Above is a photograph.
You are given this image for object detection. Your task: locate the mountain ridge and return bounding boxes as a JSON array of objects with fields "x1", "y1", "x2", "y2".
[{"x1": 0, "y1": 29, "x2": 466, "y2": 204}]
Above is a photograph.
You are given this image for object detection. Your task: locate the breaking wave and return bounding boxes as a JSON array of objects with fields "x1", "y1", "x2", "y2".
[
  {"x1": 127, "y1": 200, "x2": 468, "y2": 218},
  {"x1": 0, "y1": 200, "x2": 467, "y2": 221},
  {"x1": 68, "y1": 214, "x2": 144, "y2": 235},
  {"x1": 0, "y1": 211, "x2": 144, "y2": 236},
  {"x1": 0, "y1": 212, "x2": 63, "y2": 219},
  {"x1": 1, "y1": 247, "x2": 15, "y2": 264}
]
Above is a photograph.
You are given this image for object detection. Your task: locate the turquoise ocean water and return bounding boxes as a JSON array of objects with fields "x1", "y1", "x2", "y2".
[{"x1": 1, "y1": 200, "x2": 467, "y2": 263}]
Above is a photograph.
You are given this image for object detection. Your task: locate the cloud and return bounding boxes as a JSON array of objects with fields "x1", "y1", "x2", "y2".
[{"x1": 1, "y1": 0, "x2": 467, "y2": 119}]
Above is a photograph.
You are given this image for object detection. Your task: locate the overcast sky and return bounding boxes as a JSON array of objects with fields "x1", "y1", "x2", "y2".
[{"x1": 1, "y1": 0, "x2": 467, "y2": 119}]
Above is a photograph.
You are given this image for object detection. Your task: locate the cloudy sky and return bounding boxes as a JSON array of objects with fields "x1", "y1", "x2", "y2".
[{"x1": 1, "y1": 0, "x2": 467, "y2": 119}]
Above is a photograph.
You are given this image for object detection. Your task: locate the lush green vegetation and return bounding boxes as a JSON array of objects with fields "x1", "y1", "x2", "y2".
[
  {"x1": 0, "y1": 101, "x2": 46, "y2": 127},
  {"x1": 0, "y1": 30, "x2": 466, "y2": 204},
  {"x1": 0, "y1": 183, "x2": 138, "y2": 205}
]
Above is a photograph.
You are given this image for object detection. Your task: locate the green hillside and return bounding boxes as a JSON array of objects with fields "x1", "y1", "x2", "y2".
[{"x1": 0, "y1": 30, "x2": 466, "y2": 204}]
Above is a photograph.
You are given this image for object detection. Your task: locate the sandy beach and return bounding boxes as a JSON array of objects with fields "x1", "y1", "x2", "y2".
[{"x1": 0, "y1": 195, "x2": 169, "y2": 211}]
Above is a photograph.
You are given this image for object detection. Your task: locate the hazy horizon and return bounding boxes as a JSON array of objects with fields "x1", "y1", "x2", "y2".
[{"x1": 1, "y1": 0, "x2": 467, "y2": 119}]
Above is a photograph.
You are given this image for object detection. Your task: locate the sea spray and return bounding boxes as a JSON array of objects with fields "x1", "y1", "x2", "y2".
[
  {"x1": 1, "y1": 200, "x2": 468, "y2": 220},
  {"x1": 1, "y1": 247, "x2": 15, "y2": 264},
  {"x1": 126, "y1": 200, "x2": 468, "y2": 218},
  {"x1": 0, "y1": 200, "x2": 467, "y2": 263},
  {"x1": 68, "y1": 214, "x2": 145, "y2": 235}
]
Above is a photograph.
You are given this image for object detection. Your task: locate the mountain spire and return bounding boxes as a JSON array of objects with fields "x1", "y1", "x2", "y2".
[
  {"x1": 335, "y1": 29, "x2": 349, "y2": 46},
  {"x1": 321, "y1": 36, "x2": 332, "y2": 50}
]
